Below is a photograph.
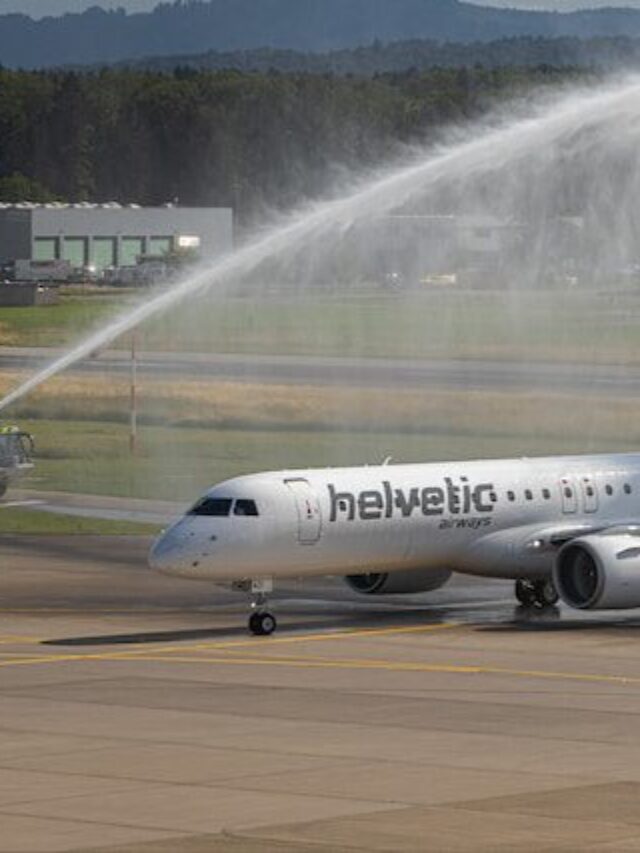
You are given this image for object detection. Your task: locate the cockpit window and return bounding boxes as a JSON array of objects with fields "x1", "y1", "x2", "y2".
[
  {"x1": 234, "y1": 499, "x2": 259, "y2": 517},
  {"x1": 188, "y1": 497, "x2": 233, "y2": 517}
]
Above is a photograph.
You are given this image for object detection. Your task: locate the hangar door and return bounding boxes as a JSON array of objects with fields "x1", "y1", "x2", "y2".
[{"x1": 285, "y1": 478, "x2": 322, "y2": 545}]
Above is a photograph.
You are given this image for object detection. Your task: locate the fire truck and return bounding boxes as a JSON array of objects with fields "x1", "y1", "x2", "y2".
[{"x1": 0, "y1": 426, "x2": 34, "y2": 497}]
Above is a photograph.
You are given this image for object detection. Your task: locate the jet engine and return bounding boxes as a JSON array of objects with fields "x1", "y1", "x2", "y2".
[
  {"x1": 553, "y1": 534, "x2": 640, "y2": 610},
  {"x1": 344, "y1": 568, "x2": 452, "y2": 595}
]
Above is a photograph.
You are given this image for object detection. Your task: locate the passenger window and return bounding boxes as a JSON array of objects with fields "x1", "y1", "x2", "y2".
[
  {"x1": 507, "y1": 491, "x2": 515, "y2": 502},
  {"x1": 188, "y1": 497, "x2": 232, "y2": 517},
  {"x1": 586, "y1": 486, "x2": 594, "y2": 497},
  {"x1": 234, "y1": 499, "x2": 259, "y2": 516},
  {"x1": 489, "y1": 491, "x2": 498, "y2": 503},
  {"x1": 606, "y1": 485, "x2": 613, "y2": 496},
  {"x1": 624, "y1": 483, "x2": 632, "y2": 495},
  {"x1": 542, "y1": 489, "x2": 551, "y2": 499},
  {"x1": 564, "y1": 487, "x2": 573, "y2": 499},
  {"x1": 524, "y1": 489, "x2": 533, "y2": 500}
]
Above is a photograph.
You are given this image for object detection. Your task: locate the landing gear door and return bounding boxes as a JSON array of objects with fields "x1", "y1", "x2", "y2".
[
  {"x1": 559, "y1": 477, "x2": 578, "y2": 514},
  {"x1": 285, "y1": 478, "x2": 322, "y2": 544}
]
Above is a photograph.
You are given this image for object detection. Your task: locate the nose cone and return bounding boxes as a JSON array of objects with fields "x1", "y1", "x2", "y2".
[{"x1": 149, "y1": 528, "x2": 187, "y2": 575}]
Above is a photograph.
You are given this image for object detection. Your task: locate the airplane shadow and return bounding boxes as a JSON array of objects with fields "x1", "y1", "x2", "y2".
[
  {"x1": 42, "y1": 607, "x2": 449, "y2": 647},
  {"x1": 42, "y1": 626, "x2": 249, "y2": 647}
]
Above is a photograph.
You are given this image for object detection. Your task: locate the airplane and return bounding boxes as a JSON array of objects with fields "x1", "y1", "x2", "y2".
[{"x1": 149, "y1": 453, "x2": 640, "y2": 635}]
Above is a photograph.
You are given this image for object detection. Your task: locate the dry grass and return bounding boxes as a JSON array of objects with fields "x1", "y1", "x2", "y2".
[
  {"x1": 0, "y1": 323, "x2": 20, "y2": 346},
  {"x1": 2, "y1": 368, "x2": 640, "y2": 444}
]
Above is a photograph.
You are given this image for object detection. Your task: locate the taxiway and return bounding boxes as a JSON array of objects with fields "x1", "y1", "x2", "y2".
[
  {"x1": 2, "y1": 346, "x2": 639, "y2": 395},
  {"x1": 1, "y1": 533, "x2": 640, "y2": 851}
]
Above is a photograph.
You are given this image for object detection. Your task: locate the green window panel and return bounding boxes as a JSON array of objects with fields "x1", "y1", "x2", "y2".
[
  {"x1": 93, "y1": 238, "x2": 117, "y2": 270},
  {"x1": 62, "y1": 238, "x2": 88, "y2": 268},
  {"x1": 120, "y1": 237, "x2": 145, "y2": 266},
  {"x1": 148, "y1": 236, "x2": 173, "y2": 256},
  {"x1": 33, "y1": 238, "x2": 59, "y2": 261}
]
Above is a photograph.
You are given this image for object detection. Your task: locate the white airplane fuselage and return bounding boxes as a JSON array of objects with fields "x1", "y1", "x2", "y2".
[{"x1": 149, "y1": 454, "x2": 640, "y2": 602}]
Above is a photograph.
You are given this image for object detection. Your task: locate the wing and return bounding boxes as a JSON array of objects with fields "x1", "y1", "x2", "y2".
[{"x1": 522, "y1": 521, "x2": 640, "y2": 552}]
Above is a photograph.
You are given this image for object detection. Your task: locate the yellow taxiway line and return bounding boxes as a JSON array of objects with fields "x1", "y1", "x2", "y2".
[
  {"x1": 0, "y1": 635, "x2": 42, "y2": 645},
  {"x1": 104, "y1": 651, "x2": 640, "y2": 687},
  {"x1": 0, "y1": 621, "x2": 459, "y2": 669},
  {"x1": 0, "y1": 619, "x2": 638, "y2": 688}
]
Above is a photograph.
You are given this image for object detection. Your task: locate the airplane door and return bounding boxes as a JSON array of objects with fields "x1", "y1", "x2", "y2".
[
  {"x1": 559, "y1": 477, "x2": 578, "y2": 514},
  {"x1": 285, "y1": 478, "x2": 322, "y2": 544},
  {"x1": 580, "y1": 475, "x2": 598, "y2": 513}
]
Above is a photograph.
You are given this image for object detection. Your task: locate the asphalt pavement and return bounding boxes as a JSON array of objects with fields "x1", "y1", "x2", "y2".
[
  {"x1": 2, "y1": 530, "x2": 640, "y2": 851},
  {"x1": 2, "y1": 346, "x2": 639, "y2": 395}
]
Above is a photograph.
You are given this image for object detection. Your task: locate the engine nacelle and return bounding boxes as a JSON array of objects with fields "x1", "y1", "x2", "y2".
[
  {"x1": 344, "y1": 568, "x2": 452, "y2": 596},
  {"x1": 553, "y1": 534, "x2": 640, "y2": 610}
]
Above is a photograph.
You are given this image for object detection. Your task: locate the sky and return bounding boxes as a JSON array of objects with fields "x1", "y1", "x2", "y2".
[{"x1": 2, "y1": 0, "x2": 640, "y2": 17}]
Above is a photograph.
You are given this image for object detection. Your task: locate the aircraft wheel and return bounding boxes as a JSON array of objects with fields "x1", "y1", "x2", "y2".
[
  {"x1": 535, "y1": 579, "x2": 559, "y2": 607},
  {"x1": 249, "y1": 611, "x2": 277, "y2": 636},
  {"x1": 0, "y1": 482, "x2": 7, "y2": 498},
  {"x1": 515, "y1": 579, "x2": 537, "y2": 607}
]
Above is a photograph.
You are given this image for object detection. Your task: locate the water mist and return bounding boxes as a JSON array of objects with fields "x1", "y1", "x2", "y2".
[{"x1": 2, "y1": 75, "x2": 640, "y2": 416}]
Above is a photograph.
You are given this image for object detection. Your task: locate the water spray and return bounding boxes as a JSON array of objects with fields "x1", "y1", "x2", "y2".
[{"x1": 1, "y1": 75, "x2": 640, "y2": 414}]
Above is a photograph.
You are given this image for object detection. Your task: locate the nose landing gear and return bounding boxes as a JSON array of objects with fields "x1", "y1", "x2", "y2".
[
  {"x1": 249, "y1": 610, "x2": 277, "y2": 636},
  {"x1": 234, "y1": 578, "x2": 277, "y2": 636},
  {"x1": 515, "y1": 578, "x2": 559, "y2": 608}
]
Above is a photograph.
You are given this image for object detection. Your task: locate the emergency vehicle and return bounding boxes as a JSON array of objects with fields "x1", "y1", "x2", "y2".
[{"x1": 0, "y1": 426, "x2": 34, "y2": 497}]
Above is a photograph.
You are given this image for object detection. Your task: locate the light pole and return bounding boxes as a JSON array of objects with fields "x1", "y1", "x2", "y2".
[{"x1": 130, "y1": 331, "x2": 138, "y2": 455}]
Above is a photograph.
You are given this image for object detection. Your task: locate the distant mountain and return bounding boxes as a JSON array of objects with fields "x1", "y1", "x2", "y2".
[
  {"x1": 120, "y1": 35, "x2": 640, "y2": 74},
  {"x1": 4, "y1": 0, "x2": 640, "y2": 69},
  {"x1": 0, "y1": 0, "x2": 157, "y2": 17}
]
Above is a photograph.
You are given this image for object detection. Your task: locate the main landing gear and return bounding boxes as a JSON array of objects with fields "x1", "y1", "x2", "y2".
[
  {"x1": 515, "y1": 578, "x2": 559, "y2": 608},
  {"x1": 234, "y1": 578, "x2": 277, "y2": 636}
]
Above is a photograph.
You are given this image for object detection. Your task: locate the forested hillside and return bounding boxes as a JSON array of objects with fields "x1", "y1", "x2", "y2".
[
  {"x1": 0, "y1": 66, "x2": 587, "y2": 222},
  {"x1": 2, "y1": 0, "x2": 640, "y2": 69},
  {"x1": 123, "y1": 35, "x2": 640, "y2": 74}
]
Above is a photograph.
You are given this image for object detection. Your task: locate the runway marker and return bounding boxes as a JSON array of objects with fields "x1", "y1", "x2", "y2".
[{"x1": 0, "y1": 500, "x2": 43, "y2": 510}]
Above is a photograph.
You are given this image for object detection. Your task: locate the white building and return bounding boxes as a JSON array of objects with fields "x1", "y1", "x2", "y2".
[{"x1": 0, "y1": 203, "x2": 233, "y2": 271}]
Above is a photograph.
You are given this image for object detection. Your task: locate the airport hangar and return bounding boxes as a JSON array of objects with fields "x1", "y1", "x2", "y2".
[{"x1": 0, "y1": 202, "x2": 233, "y2": 270}]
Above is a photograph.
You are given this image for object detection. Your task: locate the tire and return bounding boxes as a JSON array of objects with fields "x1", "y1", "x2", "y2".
[
  {"x1": 259, "y1": 613, "x2": 277, "y2": 636},
  {"x1": 515, "y1": 579, "x2": 537, "y2": 607},
  {"x1": 249, "y1": 611, "x2": 277, "y2": 636},
  {"x1": 536, "y1": 579, "x2": 559, "y2": 607},
  {"x1": 0, "y1": 482, "x2": 7, "y2": 499},
  {"x1": 249, "y1": 611, "x2": 263, "y2": 635}
]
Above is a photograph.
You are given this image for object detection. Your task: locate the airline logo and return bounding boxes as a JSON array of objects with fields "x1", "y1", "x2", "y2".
[{"x1": 328, "y1": 477, "x2": 495, "y2": 522}]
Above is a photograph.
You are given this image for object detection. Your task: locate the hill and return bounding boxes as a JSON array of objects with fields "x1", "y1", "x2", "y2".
[
  {"x1": 120, "y1": 36, "x2": 640, "y2": 74},
  {"x1": 3, "y1": 0, "x2": 640, "y2": 69}
]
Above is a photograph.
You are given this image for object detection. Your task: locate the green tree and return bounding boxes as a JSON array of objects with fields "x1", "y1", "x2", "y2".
[{"x1": 0, "y1": 172, "x2": 59, "y2": 202}]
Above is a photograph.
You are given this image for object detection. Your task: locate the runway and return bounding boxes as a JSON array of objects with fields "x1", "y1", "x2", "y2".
[
  {"x1": 2, "y1": 533, "x2": 640, "y2": 851},
  {"x1": 2, "y1": 345, "x2": 639, "y2": 395}
]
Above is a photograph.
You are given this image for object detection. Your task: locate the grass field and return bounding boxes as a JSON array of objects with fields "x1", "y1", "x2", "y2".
[
  {"x1": 3, "y1": 285, "x2": 640, "y2": 505},
  {"x1": 0, "y1": 291, "x2": 117, "y2": 347},
  {"x1": 8, "y1": 383, "x2": 640, "y2": 501},
  {"x1": 2, "y1": 286, "x2": 640, "y2": 364}
]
